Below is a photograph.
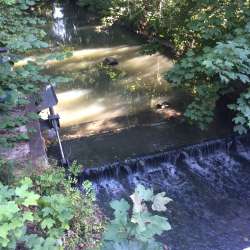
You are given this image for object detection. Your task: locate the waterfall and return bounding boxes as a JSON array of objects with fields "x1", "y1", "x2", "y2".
[{"x1": 79, "y1": 134, "x2": 250, "y2": 250}]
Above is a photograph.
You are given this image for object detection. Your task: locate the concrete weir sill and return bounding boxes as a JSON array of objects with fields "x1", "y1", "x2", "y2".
[{"x1": 26, "y1": 99, "x2": 49, "y2": 170}]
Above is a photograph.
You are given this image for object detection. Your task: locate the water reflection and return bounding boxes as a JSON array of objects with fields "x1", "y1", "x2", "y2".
[
  {"x1": 51, "y1": 45, "x2": 174, "y2": 130},
  {"x1": 48, "y1": 46, "x2": 141, "y2": 69},
  {"x1": 48, "y1": 4, "x2": 176, "y2": 135},
  {"x1": 56, "y1": 89, "x2": 92, "y2": 104},
  {"x1": 47, "y1": 1, "x2": 231, "y2": 145},
  {"x1": 52, "y1": 4, "x2": 67, "y2": 42}
]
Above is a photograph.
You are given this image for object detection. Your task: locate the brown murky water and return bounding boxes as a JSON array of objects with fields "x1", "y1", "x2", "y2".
[
  {"x1": 47, "y1": 1, "x2": 232, "y2": 166},
  {"x1": 45, "y1": 4, "x2": 250, "y2": 250},
  {"x1": 53, "y1": 46, "x2": 173, "y2": 130}
]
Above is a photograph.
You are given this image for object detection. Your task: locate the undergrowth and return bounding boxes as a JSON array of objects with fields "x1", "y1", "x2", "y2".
[{"x1": 0, "y1": 162, "x2": 105, "y2": 250}]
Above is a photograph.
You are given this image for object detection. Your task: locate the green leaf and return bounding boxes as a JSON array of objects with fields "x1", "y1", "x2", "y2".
[
  {"x1": 110, "y1": 199, "x2": 130, "y2": 224},
  {"x1": 41, "y1": 218, "x2": 56, "y2": 230},
  {"x1": 0, "y1": 201, "x2": 19, "y2": 220},
  {"x1": 134, "y1": 184, "x2": 153, "y2": 202},
  {"x1": 152, "y1": 192, "x2": 172, "y2": 212},
  {"x1": 22, "y1": 211, "x2": 34, "y2": 222},
  {"x1": 0, "y1": 223, "x2": 10, "y2": 240},
  {"x1": 133, "y1": 212, "x2": 171, "y2": 242}
]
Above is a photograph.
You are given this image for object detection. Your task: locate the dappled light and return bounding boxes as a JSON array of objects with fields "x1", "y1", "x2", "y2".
[
  {"x1": 119, "y1": 53, "x2": 171, "y2": 76},
  {"x1": 2, "y1": 1, "x2": 250, "y2": 250},
  {"x1": 156, "y1": 108, "x2": 182, "y2": 119},
  {"x1": 47, "y1": 45, "x2": 141, "y2": 70},
  {"x1": 56, "y1": 101, "x2": 106, "y2": 127},
  {"x1": 49, "y1": 40, "x2": 175, "y2": 133},
  {"x1": 62, "y1": 119, "x2": 121, "y2": 139},
  {"x1": 56, "y1": 89, "x2": 92, "y2": 102},
  {"x1": 55, "y1": 92, "x2": 130, "y2": 128}
]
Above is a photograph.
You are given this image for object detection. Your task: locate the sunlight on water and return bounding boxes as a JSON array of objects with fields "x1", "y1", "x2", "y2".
[
  {"x1": 56, "y1": 89, "x2": 92, "y2": 103},
  {"x1": 45, "y1": 2, "x2": 189, "y2": 138},
  {"x1": 51, "y1": 46, "x2": 173, "y2": 131},
  {"x1": 57, "y1": 102, "x2": 106, "y2": 126},
  {"x1": 48, "y1": 46, "x2": 141, "y2": 69},
  {"x1": 55, "y1": 94, "x2": 129, "y2": 127}
]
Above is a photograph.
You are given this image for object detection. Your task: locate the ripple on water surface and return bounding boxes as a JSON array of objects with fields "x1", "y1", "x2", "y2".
[{"x1": 80, "y1": 136, "x2": 250, "y2": 250}]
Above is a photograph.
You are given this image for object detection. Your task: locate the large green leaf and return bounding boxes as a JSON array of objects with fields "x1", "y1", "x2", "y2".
[{"x1": 152, "y1": 192, "x2": 172, "y2": 212}]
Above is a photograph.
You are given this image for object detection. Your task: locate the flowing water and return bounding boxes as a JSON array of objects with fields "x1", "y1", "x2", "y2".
[
  {"x1": 48, "y1": 1, "x2": 231, "y2": 166},
  {"x1": 46, "y1": 2, "x2": 250, "y2": 250},
  {"x1": 80, "y1": 135, "x2": 250, "y2": 250}
]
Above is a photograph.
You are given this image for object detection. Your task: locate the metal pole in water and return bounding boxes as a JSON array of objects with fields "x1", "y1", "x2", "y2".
[
  {"x1": 38, "y1": 84, "x2": 70, "y2": 168},
  {"x1": 49, "y1": 106, "x2": 66, "y2": 165}
]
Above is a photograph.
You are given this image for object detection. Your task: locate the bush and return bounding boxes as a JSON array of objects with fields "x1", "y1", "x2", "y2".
[
  {"x1": 32, "y1": 163, "x2": 105, "y2": 250},
  {"x1": 166, "y1": 22, "x2": 250, "y2": 132},
  {"x1": 77, "y1": 0, "x2": 111, "y2": 12},
  {"x1": 0, "y1": 177, "x2": 59, "y2": 249},
  {"x1": 0, "y1": 163, "x2": 105, "y2": 250}
]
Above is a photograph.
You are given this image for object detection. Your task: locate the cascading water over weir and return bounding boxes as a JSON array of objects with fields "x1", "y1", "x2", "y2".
[
  {"x1": 44, "y1": 2, "x2": 250, "y2": 249},
  {"x1": 79, "y1": 135, "x2": 250, "y2": 250}
]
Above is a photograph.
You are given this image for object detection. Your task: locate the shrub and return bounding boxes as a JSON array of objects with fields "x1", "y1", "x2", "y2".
[
  {"x1": 0, "y1": 162, "x2": 105, "y2": 250},
  {"x1": 32, "y1": 163, "x2": 105, "y2": 250},
  {"x1": 0, "y1": 177, "x2": 59, "y2": 249}
]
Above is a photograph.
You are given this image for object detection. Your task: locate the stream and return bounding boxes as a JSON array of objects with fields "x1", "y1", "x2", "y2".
[
  {"x1": 48, "y1": 1, "x2": 232, "y2": 166},
  {"x1": 46, "y1": 2, "x2": 250, "y2": 250},
  {"x1": 80, "y1": 134, "x2": 250, "y2": 250}
]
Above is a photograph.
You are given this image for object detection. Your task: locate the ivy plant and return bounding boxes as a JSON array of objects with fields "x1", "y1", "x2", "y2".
[{"x1": 0, "y1": 0, "x2": 72, "y2": 149}]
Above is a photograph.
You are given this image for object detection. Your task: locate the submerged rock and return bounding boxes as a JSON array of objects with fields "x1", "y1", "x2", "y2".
[
  {"x1": 156, "y1": 101, "x2": 170, "y2": 109},
  {"x1": 103, "y1": 57, "x2": 119, "y2": 66}
]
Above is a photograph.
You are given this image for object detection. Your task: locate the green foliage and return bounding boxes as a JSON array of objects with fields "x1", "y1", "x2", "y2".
[
  {"x1": 101, "y1": 184, "x2": 172, "y2": 250},
  {"x1": 0, "y1": 162, "x2": 105, "y2": 250},
  {"x1": 84, "y1": 62, "x2": 123, "y2": 88},
  {"x1": 163, "y1": 1, "x2": 250, "y2": 132},
  {"x1": 0, "y1": 0, "x2": 47, "y2": 147},
  {"x1": 32, "y1": 164, "x2": 104, "y2": 250},
  {"x1": 99, "y1": 0, "x2": 250, "y2": 133},
  {"x1": 38, "y1": 194, "x2": 74, "y2": 238},
  {"x1": 0, "y1": 1, "x2": 72, "y2": 150},
  {"x1": 33, "y1": 167, "x2": 66, "y2": 196},
  {"x1": 228, "y1": 88, "x2": 250, "y2": 134},
  {"x1": 77, "y1": 0, "x2": 111, "y2": 12},
  {"x1": 166, "y1": 21, "x2": 250, "y2": 130},
  {"x1": 0, "y1": 177, "x2": 60, "y2": 249}
]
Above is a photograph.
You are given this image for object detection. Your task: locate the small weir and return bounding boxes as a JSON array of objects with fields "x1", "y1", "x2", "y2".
[
  {"x1": 44, "y1": 2, "x2": 250, "y2": 250},
  {"x1": 79, "y1": 135, "x2": 250, "y2": 250}
]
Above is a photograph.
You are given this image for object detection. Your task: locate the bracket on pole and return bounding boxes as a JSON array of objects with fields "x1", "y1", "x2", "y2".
[{"x1": 37, "y1": 84, "x2": 70, "y2": 169}]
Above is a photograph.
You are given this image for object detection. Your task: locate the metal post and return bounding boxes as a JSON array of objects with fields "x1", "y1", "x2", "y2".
[{"x1": 49, "y1": 106, "x2": 66, "y2": 164}]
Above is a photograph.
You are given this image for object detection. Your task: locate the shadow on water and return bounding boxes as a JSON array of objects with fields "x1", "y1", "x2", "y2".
[
  {"x1": 46, "y1": 1, "x2": 184, "y2": 134},
  {"x1": 45, "y1": 2, "x2": 250, "y2": 250},
  {"x1": 46, "y1": 1, "x2": 233, "y2": 165},
  {"x1": 79, "y1": 135, "x2": 250, "y2": 250}
]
